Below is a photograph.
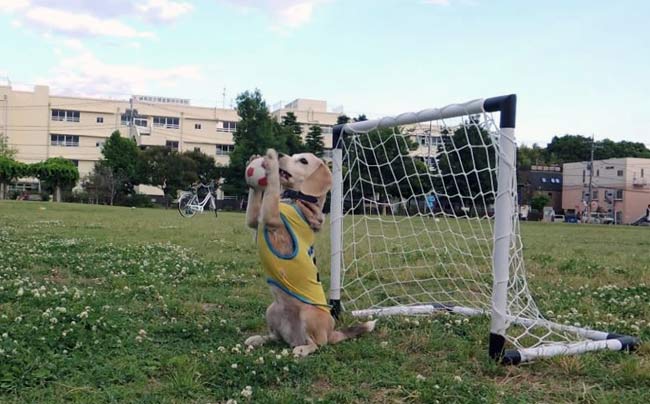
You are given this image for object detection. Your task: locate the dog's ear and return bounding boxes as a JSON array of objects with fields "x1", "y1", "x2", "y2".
[{"x1": 300, "y1": 161, "x2": 332, "y2": 198}]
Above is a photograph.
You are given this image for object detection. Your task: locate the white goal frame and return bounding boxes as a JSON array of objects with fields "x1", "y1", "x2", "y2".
[{"x1": 327, "y1": 94, "x2": 639, "y2": 364}]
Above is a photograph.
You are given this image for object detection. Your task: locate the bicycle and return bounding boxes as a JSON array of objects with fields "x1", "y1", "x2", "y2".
[{"x1": 177, "y1": 180, "x2": 219, "y2": 218}]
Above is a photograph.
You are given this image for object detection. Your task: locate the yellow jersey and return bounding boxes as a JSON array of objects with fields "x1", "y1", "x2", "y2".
[{"x1": 257, "y1": 202, "x2": 329, "y2": 312}]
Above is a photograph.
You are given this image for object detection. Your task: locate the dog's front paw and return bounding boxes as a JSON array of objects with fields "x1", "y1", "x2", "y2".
[{"x1": 264, "y1": 149, "x2": 279, "y2": 178}]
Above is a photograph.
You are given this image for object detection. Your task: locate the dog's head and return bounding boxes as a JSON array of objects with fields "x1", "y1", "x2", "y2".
[{"x1": 278, "y1": 153, "x2": 332, "y2": 227}]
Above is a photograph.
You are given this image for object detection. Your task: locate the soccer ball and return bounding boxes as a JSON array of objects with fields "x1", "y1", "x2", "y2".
[{"x1": 245, "y1": 157, "x2": 268, "y2": 189}]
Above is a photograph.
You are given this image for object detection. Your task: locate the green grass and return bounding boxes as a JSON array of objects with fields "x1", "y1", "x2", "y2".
[{"x1": 1, "y1": 201, "x2": 649, "y2": 403}]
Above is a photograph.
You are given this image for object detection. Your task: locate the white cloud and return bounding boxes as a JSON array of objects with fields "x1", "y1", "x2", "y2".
[
  {"x1": 136, "y1": 0, "x2": 193, "y2": 22},
  {"x1": 4, "y1": 0, "x2": 192, "y2": 39},
  {"x1": 23, "y1": 6, "x2": 155, "y2": 39},
  {"x1": 221, "y1": 0, "x2": 328, "y2": 30},
  {"x1": 38, "y1": 50, "x2": 203, "y2": 98},
  {"x1": 0, "y1": 0, "x2": 29, "y2": 12}
]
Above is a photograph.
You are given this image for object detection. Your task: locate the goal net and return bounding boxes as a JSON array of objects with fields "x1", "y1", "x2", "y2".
[{"x1": 328, "y1": 95, "x2": 637, "y2": 364}]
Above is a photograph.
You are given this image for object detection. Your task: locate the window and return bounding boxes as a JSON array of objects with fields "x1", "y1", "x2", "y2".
[
  {"x1": 96, "y1": 141, "x2": 105, "y2": 148},
  {"x1": 51, "y1": 109, "x2": 80, "y2": 122},
  {"x1": 194, "y1": 147, "x2": 201, "y2": 152},
  {"x1": 642, "y1": 169, "x2": 645, "y2": 178},
  {"x1": 596, "y1": 169, "x2": 599, "y2": 177},
  {"x1": 166, "y1": 140, "x2": 179, "y2": 151},
  {"x1": 541, "y1": 177, "x2": 547, "y2": 183},
  {"x1": 592, "y1": 190, "x2": 598, "y2": 200},
  {"x1": 195, "y1": 123, "x2": 202, "y2": 130},
  {"x1": 96, "y1": 117, "x2": 104, "y2": 124},
  {"x1": 121, "y1": 115, "x2": 148, "y2": 126},
  {"x1": 582, "y1": 170, "x2": 585, "y2": 183},
  {"x1": 617, "y1": 170, "x2": 624, "y2": 177},
  {"x1": 216, "y1": 144, "x2": 234, "y2": 155},
  {"x1": 218, "y1": 121, "x2": 237, "y2": 132},
  {"x1": 68, "y1": 159, "x2": 79, "y2": 167},
  {"x1": 51, "y1": 134, "x2": 79, "y2": 147},
  {"x1": 154, "y1": 116, "x2": 180, "y2": 129},
  {"x1": 615, "y1": 189, "x2": 623, "y2": 200}
]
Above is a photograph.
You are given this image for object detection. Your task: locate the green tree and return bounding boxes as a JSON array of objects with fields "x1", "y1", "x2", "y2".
[
  {"x1": 101, "y1": 130, "x2": 141, "y2": 196},
  {"x1": 84, "y1": 161, "x2": 120, "y2": 205},
  {"x1": 545, "y1": 135, "x2": 592, "y2": 164},
  {"x1": 346, "y1": 126, "x2": 430, "y2": 206},
  {"x1": 223, "y1": 89, "x2": 282, "y2": 196},
  {"x1": 0, "y1": 132, "x2": 16, "y2": 159},
  {"x1": 517, "y1": 143, "x2": 546, "y2": 169},
  {"x1": 531, "y1": 194, "x2": 551, "y2": 212},
  {"x1": 305, "y1": 125, "x2": 325, "y2": 157},
  {"x1": 31, "y1": 157, "x2": 79, "y2": 202},
  {"x1": 280, "y1": 112, "x2": 306, "y2": 154},
  {"x1": 0, "y1": 156, "x2": 27, "y2": 199},
  {"x1": 139, "y1": 146, "x2": 198, "y2": 202},
  {"x1": 435, "y1": 117, "x2": 496, "y2": 214},
  {"x1": 183, "y1": 149, "x2": 220, "y2": 182},
  {"x1": 337, "y1": 115, "x2": 350, "y2": 125}
]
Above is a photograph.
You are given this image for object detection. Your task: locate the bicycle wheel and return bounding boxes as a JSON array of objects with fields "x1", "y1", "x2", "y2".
[{"x1": 178, "y1": 193, "x2": 197, "y2": 218}]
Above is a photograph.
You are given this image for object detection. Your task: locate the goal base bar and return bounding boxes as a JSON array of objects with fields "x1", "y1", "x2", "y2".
[{"x1": 350, "y1": 304, "x2": 639, "y2": 364}]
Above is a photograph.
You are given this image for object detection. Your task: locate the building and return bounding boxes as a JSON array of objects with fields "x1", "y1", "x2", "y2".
[
  {"x1": 518, "y1": 165, "x2": 563, "y2": 212},
  {"x1": 562, "y1": 158, "x2": 650, "y2": 224},
  {"x1": 0, "y1": 86, "x2": 344, "y2": 180}
]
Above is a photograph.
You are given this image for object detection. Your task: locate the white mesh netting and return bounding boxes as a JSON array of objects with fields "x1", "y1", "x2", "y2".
[{"x1": 335, "y1": 103, "x2": 588, "y2": 351}]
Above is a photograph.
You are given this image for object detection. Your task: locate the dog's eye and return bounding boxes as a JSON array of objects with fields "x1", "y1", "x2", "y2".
[{"x1": 299, "y1": 158, "x2": 309, "y2": 165}]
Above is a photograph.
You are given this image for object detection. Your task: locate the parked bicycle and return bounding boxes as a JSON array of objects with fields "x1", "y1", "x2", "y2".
[{"x1": 177, "y1": 180, "x2": 219, "y2": 218}]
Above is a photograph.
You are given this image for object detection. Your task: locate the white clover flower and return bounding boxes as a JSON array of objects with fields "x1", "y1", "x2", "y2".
[
  {"x1": 231, "y1": 363, "x2": 238, "y2": 369},
  {"x1": 217, "y1": 346, "x2": 226, "y2": 353},
  {"x1": 454, "y1": 375, "x2": 462, "y2": 382},
  {"x1": 17, "y1": 288, "x2": 24, "y2": 297},
  {"x1": 275, "y1": 354, "x2": 282, "y2": 360},
  {"x1": 226, "y1": 399, "x2": 238, "y2": 404},
  {"x1": 255, "y1": 357, "x2": 264, "y2": 364},
  {"x1": 138, "y1": 329, "x2": 147, "y2": 337},
  {"x1": 416, "y1": 374, "x2": 426, "y2": 381},
  {"x1": 283, "y1": 366, "x2": 289, "y2": 372},
  {"x1": 135, "y1": 336, "x2": 143, "y2": 343},
  {"x1": 380, "y1": 341, "x2": 388, "y2": 347},
  {"x1": 241, "y1": 386, "x2": 252, "y2": 398},
  {"x1": 50, "y1": 317, "x2": 58, "y2": 324},
  {"x1": 281, "y1": 349, "x2": 289, "y2": 357}
]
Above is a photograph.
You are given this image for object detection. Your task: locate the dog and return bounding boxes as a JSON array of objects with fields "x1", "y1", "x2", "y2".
[{"x1": 244, "y1": 148, "x2": 376, "y2": 357}]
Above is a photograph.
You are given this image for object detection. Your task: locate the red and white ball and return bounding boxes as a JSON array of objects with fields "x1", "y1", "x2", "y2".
[{"x1": 245, "y1": 157, "x2": 268, "y2": 189}]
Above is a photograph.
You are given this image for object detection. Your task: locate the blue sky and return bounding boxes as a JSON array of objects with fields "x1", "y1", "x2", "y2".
[{"x1": 1, "y1": 0, "x2": 648, "y2": 145}]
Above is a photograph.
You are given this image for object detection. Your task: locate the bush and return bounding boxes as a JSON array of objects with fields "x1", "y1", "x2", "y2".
[{"x1": 121, "y1": 194, "x2": 154, "y2": 208}]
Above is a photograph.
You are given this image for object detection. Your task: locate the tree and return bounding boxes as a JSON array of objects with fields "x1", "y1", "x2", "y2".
[
  {"x1": 101, "y1": 130, "x2": 141, "y2": 196},
  {"x1": 84, "y1": 161, "x2": 120, "y2": 205},
  {"x1": 139, "y1": 146, "x2": 198, "y2": 201},
  {"x1": 530, "y1": 194, "x2": 550, "y2": 212},
  {"x1": 346, "y1": 126, "x2": 431, "y2": 206},
  {"x1": 31, "y1": 157, "x2": 79, "y2": 202},
  {"x1": 183, "y1": 149, "x2": 220, "y2": 182},
  {"x1": 0, "y1": 157, "x2": 27, "y2": 199},
  {"x1": 223, "y1": 89, "x2": 283, "y2": 196},
  {"x1": 305, "y1": 125, "x2": 325, "y2": 157},
  {"x1": 517, "y1": 143, "x2": 546, "y2": 169},
  {"x1": 435, "y1": 117, "x2": 495, "y2": 214},
  {"x1": 354, "y1": 114, "x2": 368, "y2": 122},
  {"x1": 337, "y1": 115, "x2": 350, "y2": 125},
  {"x1": 545, "y1": 135, "x2": 592, "y2": 164},
  {"x1": 280, "y1": 112, "x2": 306, "y2": 154},
  {"x1": 0, "y1": 132, "x2": 16, "y2": 159}
]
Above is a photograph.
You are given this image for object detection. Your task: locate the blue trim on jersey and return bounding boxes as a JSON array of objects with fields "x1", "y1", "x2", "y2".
[
  {"x1": 290, "y1": 203, "x2": 309, "y2": 226},
  {"x1": 266, "y1": 278, "x2": 330, "y2": 308},
  {"x1": 263, "y1": 214, "x2": 298, "y2": 260}
]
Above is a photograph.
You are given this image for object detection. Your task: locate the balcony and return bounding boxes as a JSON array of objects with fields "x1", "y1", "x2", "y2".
[{"x1": 633, "y1": 177, "x2": 647, "y2": 187}]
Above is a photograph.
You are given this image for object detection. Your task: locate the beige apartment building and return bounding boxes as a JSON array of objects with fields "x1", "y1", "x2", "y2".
[
  {"x1": 0, "y1": 85, "x2": 342, "y2": 180},
  {"x1": 562, "y1": 158, "x2": 650, "y2": 224}
]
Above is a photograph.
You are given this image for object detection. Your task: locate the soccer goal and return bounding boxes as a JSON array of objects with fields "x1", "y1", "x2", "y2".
[{"x1": 327, "y1": 94, "x2": 638, "y2": 364}]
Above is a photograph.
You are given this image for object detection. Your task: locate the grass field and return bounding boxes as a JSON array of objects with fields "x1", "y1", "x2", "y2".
[{"x1": 1, "y1": 201, "x2": 649, "y2": 403}]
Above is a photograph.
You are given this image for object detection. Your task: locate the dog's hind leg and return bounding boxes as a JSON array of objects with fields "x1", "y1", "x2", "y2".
[
  {"x1": 328, "y1": 320, "x2": 377, "y2": 344},
  {"x1": 292, "y1": 339, "x2": 318, "y2": 358}
]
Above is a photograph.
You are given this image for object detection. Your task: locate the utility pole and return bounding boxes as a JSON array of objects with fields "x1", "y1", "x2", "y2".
[
  {"x1": 586, "y1": 134, "x2": 595, "y2": 222},
  {"x1": 222, "y1": 88, "x2": 226, "y2": 109}
]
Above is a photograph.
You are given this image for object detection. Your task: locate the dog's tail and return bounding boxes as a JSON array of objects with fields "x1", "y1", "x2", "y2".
[{"x1": 328, "y1": 320, "x2": 377, "y2": 344}]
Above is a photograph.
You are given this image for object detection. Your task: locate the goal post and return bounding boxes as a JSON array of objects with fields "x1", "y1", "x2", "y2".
[{"x1": 328, "y1": 94, "x2": 639, "y2": 364}]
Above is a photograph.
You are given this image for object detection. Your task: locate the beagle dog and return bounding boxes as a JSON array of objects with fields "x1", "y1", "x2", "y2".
[{"x1": 244, "y1": 149, "x2": 376, "y2": 357}]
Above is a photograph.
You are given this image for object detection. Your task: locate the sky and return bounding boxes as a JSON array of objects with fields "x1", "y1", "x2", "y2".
[{"x1": 0, "y1": 0, "x2": 649, "y2": 146}]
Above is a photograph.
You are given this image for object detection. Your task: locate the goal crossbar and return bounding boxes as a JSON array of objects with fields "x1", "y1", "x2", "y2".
[{"x1": 327, "y1": 94, "x2": 639, "y2": 364}]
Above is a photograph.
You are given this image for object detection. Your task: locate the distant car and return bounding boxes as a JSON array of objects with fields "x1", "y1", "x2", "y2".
[{"x1": 564, "y1": 214, "x2": 579, "y2": 223}]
